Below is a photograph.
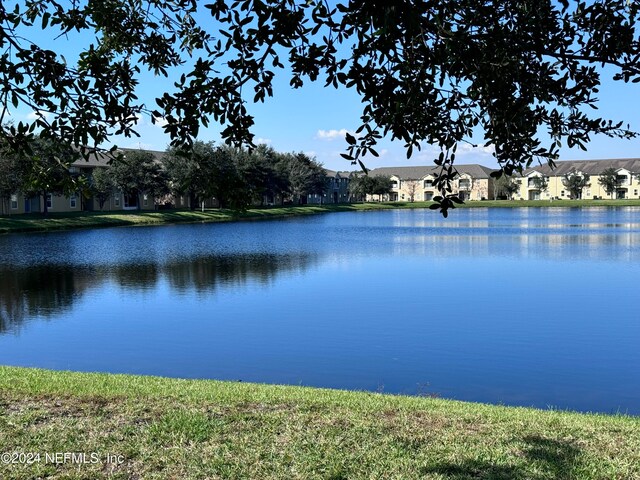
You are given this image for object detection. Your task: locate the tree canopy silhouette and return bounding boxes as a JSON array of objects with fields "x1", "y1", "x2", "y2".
[{"x1": 2, "y1": 0, "x2": 640, "y2": 213}]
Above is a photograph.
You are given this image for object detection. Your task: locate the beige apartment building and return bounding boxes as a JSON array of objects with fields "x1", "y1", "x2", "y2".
[
  {"x1": 367, "y1": 164, "x2": 496, "y2": 202},
  {"x1": 2, "y1": 149, "x2": 164, "y2": 215},
  {"x1": 517, "y1": 158, "x2": 640, "y2": 200}
]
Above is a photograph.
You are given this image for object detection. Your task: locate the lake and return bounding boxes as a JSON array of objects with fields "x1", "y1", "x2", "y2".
[{"x1": 1, "y1": 207, "x2": 639, "y2": 415}]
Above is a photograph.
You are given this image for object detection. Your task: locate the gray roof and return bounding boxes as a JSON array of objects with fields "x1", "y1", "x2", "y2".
[
  {"x1": 526, "y1": 158, "x2": 640, "y2": 176},
  {"x1": 368, "y1": 164, "x2": 495, "y2": 180},
  {"x1": 324, "y1": 169, "x2": 353, "y2": 178},
  {"x1": 71, "y1": 148, "x2": 167, "y2": 168}
]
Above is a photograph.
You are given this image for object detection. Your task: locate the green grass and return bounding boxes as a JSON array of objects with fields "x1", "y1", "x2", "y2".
[
  {"x1": 3, "y1": 199, "x2": 640, "y2": 235},
  {"x1": 0, "y1": 367, "x2": 638, "y2": 479},
  {"x1": 0, "y1": 204, "x2": 386, "y2": 234}
]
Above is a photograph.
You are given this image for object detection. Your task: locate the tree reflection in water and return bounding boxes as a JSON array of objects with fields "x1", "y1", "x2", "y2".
[{"x1": 0, "y1": 253, "x2": 316, "y2": 332}]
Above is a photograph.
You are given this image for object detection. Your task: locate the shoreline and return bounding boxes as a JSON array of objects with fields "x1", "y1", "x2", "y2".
[{"x1": 3, "y1": 199, "x2": 640, "y2": 235}]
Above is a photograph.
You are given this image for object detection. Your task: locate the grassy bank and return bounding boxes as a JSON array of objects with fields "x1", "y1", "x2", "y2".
[
  {"x1": 0, "y1": 205, "x2": 366, "y2": 235},
  {"x1": 0, "y1": 367, "x2": 638, "y2": 479},
  {"x1": 2, "y1": 199, "x2": 640, "y2": 235}
]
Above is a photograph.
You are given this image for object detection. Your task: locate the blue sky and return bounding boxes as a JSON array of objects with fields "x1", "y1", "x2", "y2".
[{"x1": 8, "y1": 6, "x2": 640, "y2": 172}]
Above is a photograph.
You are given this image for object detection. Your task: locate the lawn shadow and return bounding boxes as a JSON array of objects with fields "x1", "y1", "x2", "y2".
[{"x1": 422, "y1": 435, "x2": 583, "y2": 480}]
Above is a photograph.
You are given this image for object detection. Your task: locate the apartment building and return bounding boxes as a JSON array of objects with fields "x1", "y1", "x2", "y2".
[
  {"x1": 518, "y1": 158, "x2": 640, "y2": 200},
  {"x1": 8, "y1": 153, "x2": 640, "y2": 216},
  {"x1": 2, "y1": 149, "x2": 164, "y2": 215},
  {"x1": 305, "y1": 170, "x2": 351, "y2": 204},
  {"x1": 367, "y1": 164, "x2": 496, "y2": 202}
]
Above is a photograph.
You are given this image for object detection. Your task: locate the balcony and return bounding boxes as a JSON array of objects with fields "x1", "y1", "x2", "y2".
[{"x1": 617, "y1": 176, "x2": 629, "y2": 185}]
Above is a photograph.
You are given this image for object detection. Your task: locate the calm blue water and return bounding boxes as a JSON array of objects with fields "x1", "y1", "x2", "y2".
[{"x1": 1, "y1": 207, "x2": 639, "y2": 415}]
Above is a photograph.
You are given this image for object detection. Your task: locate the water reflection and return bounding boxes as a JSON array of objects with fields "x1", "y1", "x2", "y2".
[
  {"x1": 1, "y1": 208, "x2": 640, "y2": 415},
  {"x1": 164, "y1": 253, "x2": 316, "y2": 293},
  {"x1": 384, "y1": 206, "x2": 640, "y2": 230},
  {"x1": 0, "y1": 253, "x2": 316, "y2": 332},
  {"x1": 0, "y1": 265, "x2": 89, "y2": 333},
  {"x1": 391, "y1": 231, "x2": 640, "y2": 261},
  {"x1": 110, "y1": 263, "x2": 161, "y2": 290}
]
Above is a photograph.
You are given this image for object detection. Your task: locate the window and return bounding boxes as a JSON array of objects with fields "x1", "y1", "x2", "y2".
[
  {"x1": 617, "y1": 175, "x2": 627, "y2": 185},
  {"x1": 143, "y1": 194, "x2": 148, "y2": 207},
  {"x1": 114, "y1": 194, "x2": 120, "y2": 207},
  {"x1": 46, "y1": 193, "x2": 52, "y2": 209},
  {"x1": 424, "y1": 191, "x2": 433, "y2": 201},
  {"x1": 635, "y1": 190, "x2": 638, "y2": 196},
  {"x1": 70, "y1": 193, "x2": 77, "y2": 208},
  {"x1": 10, "y1": 194, "x2": 18, "y2": 210},
  {"x1": 561, "y1": 191, "x2": 565, "y2": 197},
  {"x1": 423, "y1": 179, "x2": 433, "y2": 188},
  {"x1": 528, "y1": 177, "x2": 538, "y2": 187},
  {"x1": 390, "y1": 181, "x2": 398, "y2": 188},
  {"x1": 459, "y1": 179, "x2": 471, "y2": 190}
]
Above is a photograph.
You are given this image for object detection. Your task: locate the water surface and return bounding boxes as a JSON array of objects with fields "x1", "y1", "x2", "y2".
[{"x1": 1, "y1": 207, "x2": 639, "y2": 414}]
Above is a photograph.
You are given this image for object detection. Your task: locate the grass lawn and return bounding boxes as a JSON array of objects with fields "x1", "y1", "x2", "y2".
[
  {"x1": 2, "y1": 199, "x2": 640, "y2": 235},
  {"x1": 0, "y1": 204, "x2": 388, "y2": 234},
  {"x1": 0, "y1": 366, "x2": 638, "y2": 479}
]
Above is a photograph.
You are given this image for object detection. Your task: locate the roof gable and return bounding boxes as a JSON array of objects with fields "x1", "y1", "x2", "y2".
[{"x1": 369, "y1": 164, "x2": 496, "y2": 180}]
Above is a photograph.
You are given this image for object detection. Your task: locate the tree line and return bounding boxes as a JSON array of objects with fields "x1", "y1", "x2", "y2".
[
  {"x1": 0, "y1": 135, "x2": 402, "y2": 214},
  {"x1": 0, "y1": 138, "x2": 343, "y2": 213},
  {"x1": 99, "y1": 143, "x2": 324, "y2": 210}
]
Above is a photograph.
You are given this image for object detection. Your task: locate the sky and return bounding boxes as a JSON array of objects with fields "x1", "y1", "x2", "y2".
[{"x1": 8, "y1": 4, "x2": 640, "y2": 172}]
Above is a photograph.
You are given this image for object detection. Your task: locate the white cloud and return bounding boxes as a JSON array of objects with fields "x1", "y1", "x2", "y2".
[
  {"x1": 413, "y1": 142, "x2": 495, "y2": 162},
  {"x1": 254, "y1": 137, "x2": 272, "y2": 145},
  {"x1": 412, "y1": 145, "x2": 441, "y2": 163},
  {"x1": 316, "y1": 128, "x2": 353, "y2": 141},
  {"x1": 152, "y1": 115, "x2": 169, "y2": 128},
  {"x1": 26, "y1": 110, "x2": 52, "y2": 120},
  {"x1": 457, "y1": 143, "x2": 495, "y2": 156}
]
